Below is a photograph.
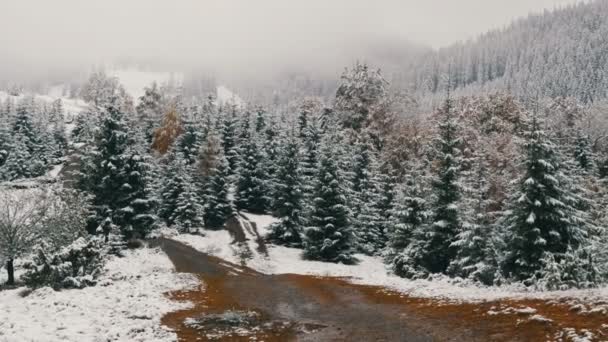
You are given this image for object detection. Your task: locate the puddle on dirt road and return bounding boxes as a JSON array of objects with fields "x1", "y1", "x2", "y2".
[
  {"x1": 163, "y1": 273, "x2": 607, "y2": 342},
  {"x1": 162, "y1": 275, "x2": 299, "y2": 341}
]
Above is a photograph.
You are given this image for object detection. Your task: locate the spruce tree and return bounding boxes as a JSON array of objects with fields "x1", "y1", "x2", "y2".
[
  {"x1": 268, "y1": 135, "x2": 304, "y2": 247},
  {"x1": 117, "y1": 134, "x2": 158, "y2": 239},
  {"x1": 573, "y1": 132, "x2": 593, "y2": 172},
  {"x1": 419, "y1": 97, "x2": 462, "y2": 274},
  {"x1": 448, "y1": 148, "x2": 498, "y2": 284},
  {"x1": 388, "y1": 165, "x2": 429, "y2": 278},
  {"x1": 303, "y1": 143, "x2": 355, "y2": 263},
  {"x1": 77, "y1": 104, "x2": 136, "y2": 237},
  {"x1": 203, "y1": 154, "x2": 234, "y2": 229},
  {"x1": 136, "y1": 82, "x2": 163, "y2": 143},
  {"x1": 172, "y1": 171, "x2": 205, "y2": 234},
  {"x1": 158, "y1": 152, "x2": 187, "y2": 226},
  {"x1": 502, "y1": 114, "x2": 589, "y2": 283},
  {"x1": 220, "y1": 106, "x2": 239, "y2": 173},
  {"x1": 235, "y1": 138, "x2": 269, "y2": 213}
]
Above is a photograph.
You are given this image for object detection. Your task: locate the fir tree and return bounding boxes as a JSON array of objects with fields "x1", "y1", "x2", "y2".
[
  {"x1": 419, "y1": 97, "x2": 462, "y2": 274},
  {"x1": 220, "y1": 106, "x2": 239, "y2": 173},
  {"x1": 448, "y1": 148, "x2": 498, "y2": 284},
  {"x1": 502, "y1": 114, "x2": 589, "y2": 283},
  {"x1": 268, "y1": 135, "x2": 304, "y2": 247},
  {"x1": 235, "y1": 138, "x2": 269, "y2": 213},
  {"x1": 388, "y1": 165, "x2": 429, "y2": 278},
  {"x1": 158, "y1": 152, "x2": 187, "y2": 226},
  {"x1": 117, "y1": 134, "x2": 158, "y2": 239},
  {"x1": 136, "y1": 82, "x2": 163, "y2": 143},
  {"x1": 172, "y1": 171, "x2": 205, "y2": 234},
  {"x1": 203, "y1": 154, "x2": 234, "y2": 229},
  {"x1": 77, "y1": 104, "x2": 136, "y2": 237},
  {"x1": 303, "y1": 143, "x2": 355, "y2": 263},
  {"x1": 574, "y1": 132, "x2": 593, "y2": 172}
]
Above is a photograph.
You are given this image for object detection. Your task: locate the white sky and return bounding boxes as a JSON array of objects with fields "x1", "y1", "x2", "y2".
[{"x1": 0, "y1": 0, "x2": 586, "y2": 79}]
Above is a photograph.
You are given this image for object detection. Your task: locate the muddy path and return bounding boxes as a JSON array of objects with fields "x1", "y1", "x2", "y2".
[{"x1": 156, "y1": 237, "x2": 608, "y2": 341}]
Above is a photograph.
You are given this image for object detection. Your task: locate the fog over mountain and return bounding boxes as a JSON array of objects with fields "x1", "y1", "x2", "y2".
[{"x1": 0, "y1": 0, "x2": 583, "y2": 86}]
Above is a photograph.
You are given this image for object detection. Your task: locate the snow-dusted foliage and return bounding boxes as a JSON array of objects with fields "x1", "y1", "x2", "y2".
[
  {"x1": 267, "y1": 134, "x2": 305, "y2": 247},
  {"x1": 303, "y1": 142, "x2": 355, "y2": 264},
  {"x1": 410, "y1": 1, "x2": 608, "y2": 104},
  {"x1": 501, "y1": 115, "x2": 593, "y2": 285},
  {"x1": 21, "y1": 237, "x2": 104, "y2": 290}
]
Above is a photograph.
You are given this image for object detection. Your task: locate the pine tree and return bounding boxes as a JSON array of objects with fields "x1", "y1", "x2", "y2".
[
  {"x1": 172, "y1": 171, "x2": 205, "y2": 234},
  {"x1": 268, "y1": 135, "x2": 304, "y2": 247},
  {"x1": 77, "y1": 104, "x2": 134, "y2": 237},
  {"x1": 158, "y1": 152, "x2": 187, "y2": 226},
  {"x1": 117, "y1": 134, "x2": 158, "y2": 239},
  {"x1": 0, "y1": 134, "x2": 43, "y2": 181},
  {"x1": 502, "y1": 114, "x2": 589, "y2": 283},
  {"x1": 448, "y1": 148, "x2": 498, "y2": 285},
  {"x1": 387, "y1": 164, "x2": 429, "y2": 278},
  {"x1": 235, "y1": 138, "x2": 269, "y2": 213},
  {"x1": 419, "y1": 97, "x2": 462, "y2": 274},
  {"x1": 136, "y1": 82, "x2": 163, "y2": 143},
  {"x1": 203, "y1": 154, "x2": 234, "y2": 229},
  {"x1": 177, "y1": 120, "x2": 203, "y2": 165},
  {"x1": 303, "y1": 143, "x2": 355, "y2": 263},
  {"x1": 220, "y1": 106, "x2": 239, "y2": 173},
  {"x1": 574, "y1": 132, "x2": 593, "y2": 172}
]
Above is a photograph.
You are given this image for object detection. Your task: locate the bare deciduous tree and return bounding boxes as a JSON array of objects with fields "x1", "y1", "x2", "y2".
[{"x1": 0, "y1": 190, "x2": 48, "y2": 285}]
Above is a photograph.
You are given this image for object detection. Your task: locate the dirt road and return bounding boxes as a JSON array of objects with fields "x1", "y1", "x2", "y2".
[{"x1": 156, "y1": 237, "x2": 607, "y2": 342}]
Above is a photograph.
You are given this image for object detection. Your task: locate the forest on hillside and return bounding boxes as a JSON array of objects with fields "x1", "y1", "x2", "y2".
[{"x1": 1, "y1": 59, "x2": 607, "y2": 292}]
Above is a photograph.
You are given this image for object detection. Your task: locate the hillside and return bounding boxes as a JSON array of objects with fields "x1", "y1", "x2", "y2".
[{"x1": 406, "y1": 0, "x2": 608, "y2": 103}]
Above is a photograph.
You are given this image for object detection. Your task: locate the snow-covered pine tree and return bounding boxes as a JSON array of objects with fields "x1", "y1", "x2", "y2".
[
  {"x1": 0, "y1": 134, "x2": 40, "y2": 181},
  {"x1": 268, "y1": 134, "x2": 304, "y2": 247},
  {"x1": 349, "y1": 140, "x2": 385, "y2": 254},
  {"x1": 77, "y1": 104, "x2": 133, "y2": 236},
  {"x1": 117, "y1": 132, "x2": 158, "y2": 239},
  {"x1": 502, "y1": 114, "x2": 590, "y2": 284},
  {"x1": 48, "y1": 99, "x2": 67, "y2": 160},
  {"x1": 177, "y1": 119, "x2": 203, "y2": 165},
  {"x1": 136, "y1": 82, "x2": 163, "y2": 143},
  {"x1": 447, "y1": 146, "x2": 498, "y2": 285},
  {"x1": 203, "y1": 153, "x2": 234, "y2": 229},
  {"x1": 335, "y1": 62, "x2": 388, "y2": 132},
  {"x1": 158, "y1": 151, "x2": 187, "y2": 226},
  {"x1": 303, "y1": 142, "x2": 355, "y2": 263},
  {"x1": 13, "y1": 97, "x2": 41, "y2": 156},
  {"x1": 387, "y1": 162, "x2": 430, "y2": 278},
  {"x1": 235, "y1": 137, "x2": 269, "y2": 214},
  {"x1": 220, "y1": 106, "x2": 239, "y2": 173},
  {"x1": 418, "y1": 96, "x2": 463, "y2": 274},
  {"x1": 171, "y1": 166, "x2": 205, "y2": 234},
  {"x1": 573, "y1": 132, "x2": 593, "y2": 172}
]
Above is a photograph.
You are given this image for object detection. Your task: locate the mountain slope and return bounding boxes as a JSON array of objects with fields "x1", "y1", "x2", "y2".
[{"x1": 407, "y1": 0, "x2": 608, "y2": 103}]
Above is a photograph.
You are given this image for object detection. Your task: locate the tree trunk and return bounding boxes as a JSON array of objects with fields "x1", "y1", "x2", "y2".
[{"x1": 6, "y1": 259, "x2": 14, "y2": 285}]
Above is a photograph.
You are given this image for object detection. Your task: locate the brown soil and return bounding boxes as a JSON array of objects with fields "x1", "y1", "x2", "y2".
[{"x1": 157, "y1": 238, "x2": 607, "y2": 342}]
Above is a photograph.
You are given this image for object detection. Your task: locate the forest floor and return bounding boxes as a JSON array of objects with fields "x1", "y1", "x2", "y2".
[{"x1": 158, "y1": 215, "x2": 608, "y2": 342}]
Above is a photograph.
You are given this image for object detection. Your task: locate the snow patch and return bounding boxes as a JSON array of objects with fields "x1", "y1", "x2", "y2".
[{"x1": 0, "y1": 247, "x2": 199, "y2": 342}]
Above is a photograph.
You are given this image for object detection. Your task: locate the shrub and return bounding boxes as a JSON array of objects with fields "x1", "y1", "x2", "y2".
[{"x1": 22, "y1": 237, "x2": 104, "y2": 290}]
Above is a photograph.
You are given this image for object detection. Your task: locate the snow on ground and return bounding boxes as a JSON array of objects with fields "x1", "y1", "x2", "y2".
[
  {"x1": 0, "y1": 90, "x2": 89, "y2": 118},
  {"x1": 174, "y1": 212, "x2": 608, "y2": 307},
  {"x1": 0, "y1": 247, "x2": 199, "y2": 342},
  {"x1": 108, "y1": 68, "x2": 183, "y2": 102},
  {"x1": 216, "y1": 85, "x2": 244, "y2": 108}
]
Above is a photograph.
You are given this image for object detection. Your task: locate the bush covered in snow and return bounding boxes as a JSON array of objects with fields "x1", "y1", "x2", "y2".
[{"x1": 21, "y1": 237, "x2": 104, "y2": 290}]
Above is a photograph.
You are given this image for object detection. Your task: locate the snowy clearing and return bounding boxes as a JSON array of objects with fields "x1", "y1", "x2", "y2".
[
  {"x1": 0, "y1": 247, "x2": 199, "y2": 342},
  {"x1": 173, "y1": 212, "x2": 608, "y2": 307}
]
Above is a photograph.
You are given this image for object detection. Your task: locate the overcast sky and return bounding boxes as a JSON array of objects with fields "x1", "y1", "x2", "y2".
[{"x1": 0, "y1": 0, "x2": 585, "y2": 81}]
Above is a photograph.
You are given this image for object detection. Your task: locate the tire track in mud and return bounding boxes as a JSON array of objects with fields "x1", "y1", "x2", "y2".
[{"x1": 157, "y1": 236, "x2": 608, "y2": 341}]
